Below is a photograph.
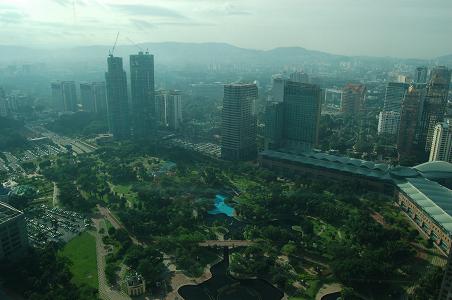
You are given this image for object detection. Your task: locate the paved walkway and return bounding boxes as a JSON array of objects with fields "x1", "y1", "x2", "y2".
[
  {"x1": 93, "y1": 218, "x2": 131, "y2": 300},
  {"x1": 315, "y1": 283, "x2": 342, "y2": 300},
  {"x1": 52, "y1": 182, "x2": 59, "y2": 207},
  {"x1": 199, "y1": 240, "x2": 253, "y2": 247}
]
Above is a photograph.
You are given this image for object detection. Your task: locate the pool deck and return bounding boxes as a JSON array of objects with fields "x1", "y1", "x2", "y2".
[{"x1": 315, "y1": 283, "x2": 342, "y2": 300}]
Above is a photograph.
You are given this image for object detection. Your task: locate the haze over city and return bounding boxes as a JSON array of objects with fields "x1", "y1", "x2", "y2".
[
  {"x1": 1, "y1": 0, "x2": 452, "y2": 58},
  {"x1": 0, "y1": 1, "x2": 452, "y2": 300}
]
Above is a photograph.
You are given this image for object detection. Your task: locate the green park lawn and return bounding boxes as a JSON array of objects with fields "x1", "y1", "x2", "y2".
[{"x1": 61, "y1": 232, "x2": 98, "y2": 289}]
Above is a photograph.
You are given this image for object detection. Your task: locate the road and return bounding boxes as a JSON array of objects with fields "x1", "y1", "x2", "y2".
[
  {"x1": 97, "y1": 205, "x2": 141, "y2": 245},
  {"x1": 199, "y1": 240, "x2": 254, "y2": 248},
  {"x1": 52, "y1": 182, "x2": 59, "y2": 207},
  {"x1": 93, "y1": 218, "x2": 131, "y2": 300}
]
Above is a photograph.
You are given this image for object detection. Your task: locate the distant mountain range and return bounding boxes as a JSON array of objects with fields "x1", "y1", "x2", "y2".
[{"x1": 0, "y1": 42, "x2": 450, "y2": 67}]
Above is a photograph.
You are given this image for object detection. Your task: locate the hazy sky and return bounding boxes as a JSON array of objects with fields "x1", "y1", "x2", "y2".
[{"x1": 0, "y1": 0, "x2": 451, "y2": 58}]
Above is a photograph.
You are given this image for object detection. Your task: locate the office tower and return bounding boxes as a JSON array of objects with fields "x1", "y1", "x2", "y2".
[
  {"x1": 221, "y1": 83, "x2": 257, "y2": 161},
  {"x1": 377, "y1": 82, "x2": 409, "y2": 136},
  {"x1": 80, "y1": 82, "x2": 107, "y2": 114},
  {"x1": 439, "y1": 249, "x2": 452, "y2": 300},
  {"x1": 264, "y1": 101, "x2": 284, "y2": 149},
  {"x1": 324, "y1": 88, "x2": 343, "y2": 110},
  {"x1": 414, "y1": 66, "x2": 428, "y2": 84},
  {"x1": 166, "y1": 90, "x2": 183, "y2": 130},
  {"x1": 80, "y1": 83, "x2": 95, "y2": 112},
  {"x1": 397, "y1": 85, "x2": 424, "y2": 161},
  {"x1": 290, "y1": 71, "x2": 309, "y2": 84},
  {"x1": 419, "y1": 66, "x2": 451, "y2": 152},
  {"x1": 383, "y1": 82, "x2": 409, "y2": 113},
  {"x1": 62, "y1": 81, "x2": 77, "y2": 112},
  {"x1": 283, "y1": 81, "x2": 321, "y2": 151},
  {"x1": 155, "y1": 90, "x2": 167, "y2": 127},
  {"x1": 341, "y1": 84, "x2": 367, "y2": 117},
  {"x1": 92, "y1": 82, "x2": 107, "y2": 114},
  {"x1": 271, "y1": 75, "x2": 286, "y2": 103},
  {"x1": 0, "y1": 202, "x2": 28, "y2": 259},
  {"x1": 105, "y1": 55, "x2": 130, "y2": 139},
  {"x1": 50, "y1": 81, "x2": 77, "y2": 112},
  {"x1": 50, "y1": 82, "x2": 63, "y2": 111},
  {"x1": 130, "y1": 51, "x2": 155, "y2": 138},
  {"x1": 378, "y1": 111, "x2": 400, "y2": 135},
  {"x1": 429, "y1": 119, "x2": 452, "y2": 162}
]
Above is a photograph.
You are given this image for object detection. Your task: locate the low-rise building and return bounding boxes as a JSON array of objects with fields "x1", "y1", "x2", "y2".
[{"x1": 123, "y1": 272, "x2": 146, "y2": 297}]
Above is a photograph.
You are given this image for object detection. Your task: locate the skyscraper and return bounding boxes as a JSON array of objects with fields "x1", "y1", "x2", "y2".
[
  {"x1": 378, "y1": 82, "x2": 409, "y2": 136},
  {"x1": 62, "y1": 81, "x2": 77, "y2": 112},
  {"x1": 221, "y1": 83, "x2": 257, "y2": 161},
  {"x1": 264, "y1": 101, "x2": 284, "y2": 149},
  {"x1": 80, "y1": 82, "x2": 107, "y2": 113},
  {"x1": 289, "y1": 71, "x2": 309, "y2": 84},
  {"x1": 105, "y1": 55, "x2": 130, "y2": 139},
  {"x1": 429, "y1": 119, "x2": 452, "y2": 163},
  {"x1": 51, "y1": 81, "x2": 77, "y2": 112},
  {"x1": 0, "y1": 201, "x2": 28, "y2": 260},
  {"x1": 130, "y1": 51, "x2": 155, "y2": 138},
  {"x1": 419, "y1": 66, "x2": 451, "y2": 152},
  {"x1": 439, "y1": 249, "x2": 452, "y2": 300},
  {"x1": 414, "y1": 66, "x2": 428, "y2": 84},
  {"x1": 341, "y1": 83, "x2": 367, "y2": 117},
  {"x1": 155, "y1": 90, "x2": 167, "y2": 127},
  {"x1": 166, "y1": 90, "x2": 183, "y2": 130},
  {"x1": 271, "y1": 75, "x2": 286, "y2": 103},
  {"x1": 283, "y1": 81, "x2": 321, "y2": 151},
  {"x1": 397, "y1": 85, "x2": 425, "y2": 162}
]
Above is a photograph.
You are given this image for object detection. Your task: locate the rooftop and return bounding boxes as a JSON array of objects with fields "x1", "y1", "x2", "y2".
[
  {"x1": 397, "y1": 177, "x2": 452, "y2": 234},
  {"x1": 0, "y1": 201, "x2": 22, "y2": 224},
  {"x1": 414, "y1": 161, "x2": 452, "y2": 180}
]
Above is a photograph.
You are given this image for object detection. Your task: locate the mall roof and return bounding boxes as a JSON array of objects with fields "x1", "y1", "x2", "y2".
[
  {"x1": 413, "y1": 161, "x2": 452, "y2": 180},
  {"x1": 396, "y1": 177, "x2": 452, "y2": 234},
  {"x1": 260, "y1": 150, "x2": 395, "y2": 181},
  {"x1": 0, "y1": 201, "x2": 22, "y2": 225}
]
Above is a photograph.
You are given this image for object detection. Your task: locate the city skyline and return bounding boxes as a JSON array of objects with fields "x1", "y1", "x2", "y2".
[{"x1": 0, "y1": 0, "x2": 452, "y2": 59}]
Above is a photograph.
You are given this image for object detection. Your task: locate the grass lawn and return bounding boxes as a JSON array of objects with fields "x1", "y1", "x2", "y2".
[
  {"x1": 61, "y1": 232, "x2": 98, "y2": 289},
  {"x1": 110, "y1": 183, "x2": 138, "y2": 206}
]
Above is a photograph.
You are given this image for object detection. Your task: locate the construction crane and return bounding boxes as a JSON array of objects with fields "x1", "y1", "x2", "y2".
[
  {"x1": 126, "y1": 37, "x2": 144, "y2": 52},
  {"x1": 109, "y1": 32, "x2": 120, "y2": 56}
]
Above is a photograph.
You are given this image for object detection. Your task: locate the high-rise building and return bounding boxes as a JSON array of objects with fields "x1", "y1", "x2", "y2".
[
  {"x1": 439, "y1": 249, "x2": 452, "y2": 300},
  {"x1": 166, "y1": 90, "x2": 183, "y2": 130},
  {"x1": 397, "y1": 85, "x2": 425, "y2": 161},
  {"x1": 341, "y1": 84, "x2": 367, "y2": 117},
  {"x1": 155, "y1": 90, "x2": 167, "y2": 127},
  {"x1": 378, "y1": 111, "x2": 400, "y2": 135},
  {"x1": 62, "y1": 81, "x2": 77, "y2": 112},
  {"x1": 324, "y1": 88, "x2": 342, "y2": 110},
  {"x1": 419, "y1": 66, "x2": 451, "y2": 152},
  {"x1": 383, "y1": 82, "x2": 409, "y2": 113},
  {"x1": 0, "y1": 201, "x2": 28, "y2": 260},
  {"x1": 289, "y1": 71, "x2": 309, "y2": 84},
  {"x1": 130, "y1": 52, "x2": 155, "y2": 138},
  {"x1": 80, "y1": 82, "x2": 107, "y2": 114},
  {"x1": 264, "y1": 101, "x2": 284, "y2": 149},
  {"x1": 271, "y1": 75, "x2": 286, "y2": 103},
  {"x1": 283, "y1": 81, "x2": 321, "y2": 151},
  {"x1": 429, "y1": 119, "x2": 452, "y2": 163},
  {"x1": 377, "y1": 82, "x2": 410, "y2": 136},
  {"x1": 221, "y1": 83, "x2": 257, "y2": 161},
  {"x1": 105, "y1": 55, "x2": 130, "y2": 139},
  {"x1": 414, "y1": 66, "x2": 428, "y2": 84},
  {"x1": 50, "y1": 81, "x2": 77, "y2": 112}
]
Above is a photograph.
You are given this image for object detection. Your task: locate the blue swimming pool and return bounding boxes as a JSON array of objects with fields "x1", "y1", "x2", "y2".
[{"x1": 208, "y1": 194, "x2": 235, "y2": 217}]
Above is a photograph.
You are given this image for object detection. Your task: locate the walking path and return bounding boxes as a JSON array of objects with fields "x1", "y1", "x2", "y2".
[
  {"x1": 93, "y1": 218, "x2": 131, "y2": 300},
  {"x1": 52, "y1": 182, "x2": 59, "y2": 207}
]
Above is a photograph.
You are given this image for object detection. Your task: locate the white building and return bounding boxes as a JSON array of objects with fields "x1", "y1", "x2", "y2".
[
  {"x1": 271, "y1": 75, "x2": 286, "y2": 103},
  {"x1": 429, "y1": 119, "x2": 452, "y2": 163},
  {"x1": 378, "y1": 111, "x2": 400, "y2": 135}
]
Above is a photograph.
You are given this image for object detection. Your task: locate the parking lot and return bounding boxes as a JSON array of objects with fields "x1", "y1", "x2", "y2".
[{"x1": 25, "y1": 205, "x2": 90, "y2": 247}]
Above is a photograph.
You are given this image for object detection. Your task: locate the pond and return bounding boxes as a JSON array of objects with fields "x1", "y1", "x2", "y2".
[
  {"x1": 208, "y1": 194, "x2": 235, "y2": 217},
  {"x1": 321, "y1": 292, "x2": 342, "y2": 300},
  {"x1": 178, "y1": 248, "x2": 283, "y2": 300}
]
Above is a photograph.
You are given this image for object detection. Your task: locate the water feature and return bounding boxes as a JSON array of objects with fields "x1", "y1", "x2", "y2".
[
  {"x1": 208, "y1": 194, "x2": 235, "y2": 217},
  {"x1": 321, "y1": 292, "x2": 342, "y2": 300},
  {"x1": 178, "y1": 248, "x2": 283, "y2": 300}
]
